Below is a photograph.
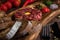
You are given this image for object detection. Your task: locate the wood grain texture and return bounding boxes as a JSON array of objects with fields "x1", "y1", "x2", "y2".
[
  {"x1": 8, "y1": 2, "x2": 60, "y2": 40},
  {"x1": 0, "y1": 2, "x2": 60, "y2": 40},
  {"x1": 25, "y1": 9, "x2": 60, "y2": 40}
]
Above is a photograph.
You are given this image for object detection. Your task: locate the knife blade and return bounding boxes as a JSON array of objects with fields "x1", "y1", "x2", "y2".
[{"x1": 6, "y1": 21, "x2": 22, "y2": 39}]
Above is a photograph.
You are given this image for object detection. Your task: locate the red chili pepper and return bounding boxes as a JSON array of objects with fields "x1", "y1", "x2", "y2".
[{"x1": 23, "y1": 0, "x2": 35, "y2": 7}]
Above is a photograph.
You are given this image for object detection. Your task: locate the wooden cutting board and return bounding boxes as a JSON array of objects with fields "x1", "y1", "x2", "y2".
[
  {"x1": 8, "y1": 2, "x2": 60, "y2": 40},
  {"x1": 0, "y1": 2, "x2": 60, "y2": 40}
]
